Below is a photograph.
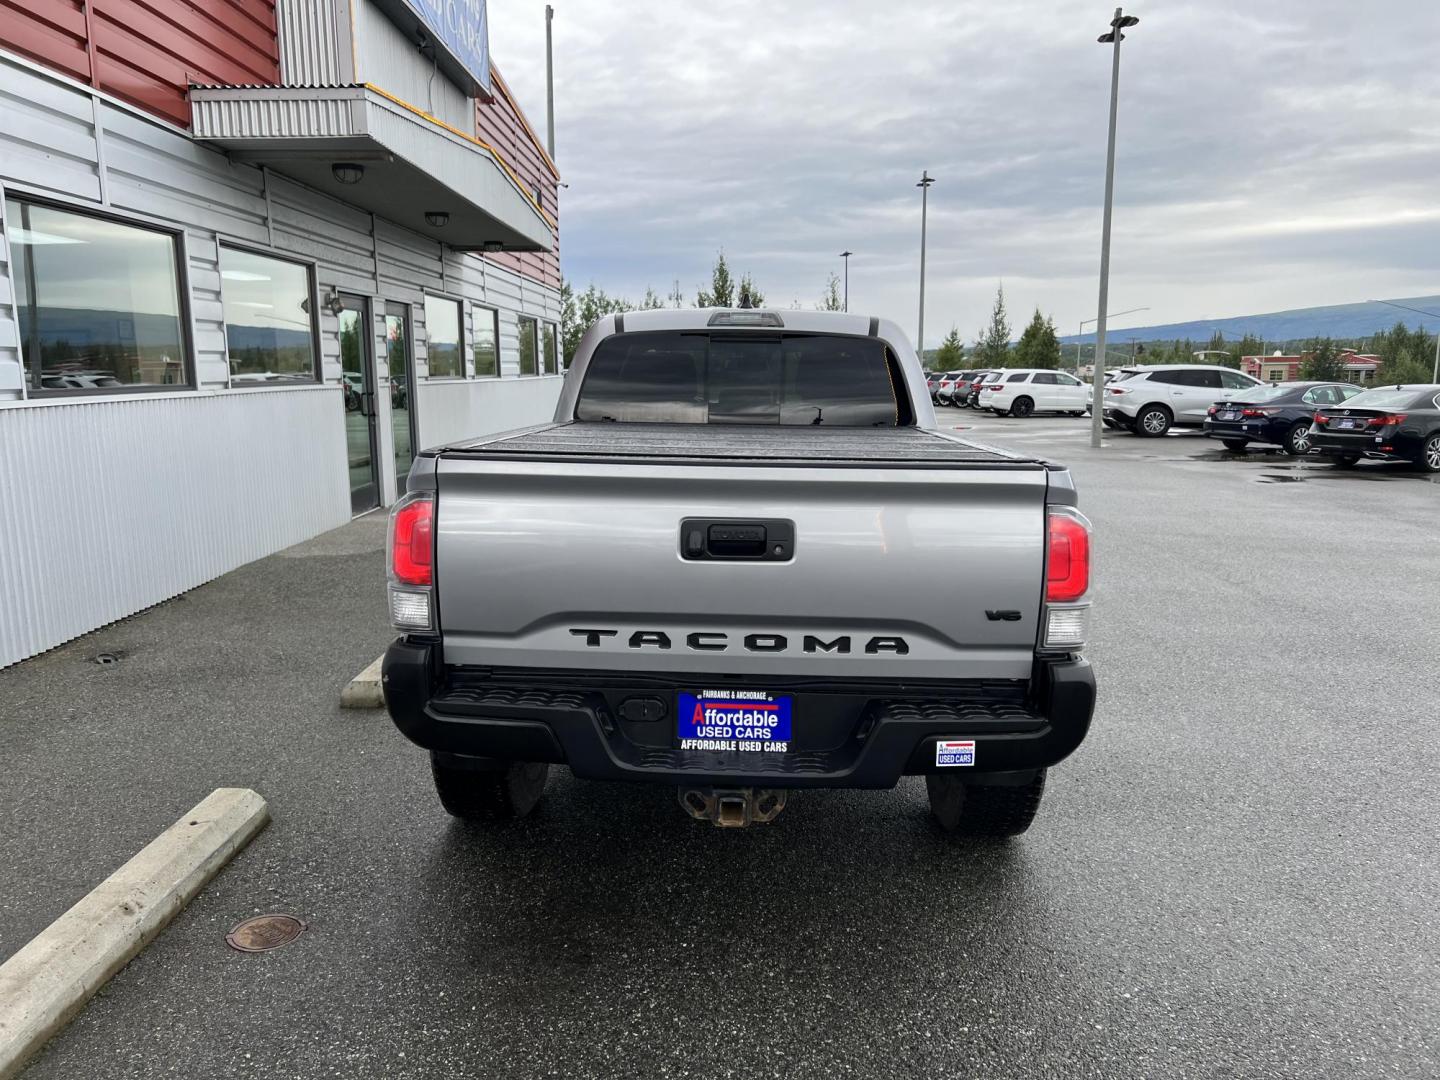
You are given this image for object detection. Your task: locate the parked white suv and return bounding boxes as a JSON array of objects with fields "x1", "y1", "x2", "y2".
[
  {"x1": 1101, "y1": 365, "x2": 1262, "y2": 436},
  {"x1": 980, "y1": 369, "x2": 1089, "y2": 417}
]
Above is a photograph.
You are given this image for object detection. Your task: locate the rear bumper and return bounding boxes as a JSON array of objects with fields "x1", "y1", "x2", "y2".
[
  {"x1": 1312, "y1": 430, "x2": 1419, "y2": 460},
  {"x1": 382, "y1": 641, "x2": 1096, "y2": 789}
]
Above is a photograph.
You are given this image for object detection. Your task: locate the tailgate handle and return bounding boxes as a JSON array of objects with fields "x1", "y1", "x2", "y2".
[{"x1": 681, "y1": 518, "x2": 794, "y2": 561}]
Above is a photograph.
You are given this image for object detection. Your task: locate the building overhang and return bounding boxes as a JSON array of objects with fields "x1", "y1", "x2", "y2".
[{"x1": 189, "y1": 84, "x2": 552, "y2": 252}]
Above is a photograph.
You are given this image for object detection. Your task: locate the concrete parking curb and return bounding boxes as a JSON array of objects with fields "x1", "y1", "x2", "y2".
[
  {"x1": 0, "y1": 788, "x2": 270, "y2": 1080},
  {"x1": 339, "y1": 655, "x2": 385, "y2": 709}
]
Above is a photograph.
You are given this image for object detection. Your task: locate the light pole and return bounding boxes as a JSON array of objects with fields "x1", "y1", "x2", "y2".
[
  {"x1": 1090, "y1": 7, "x2": 1139, "y2": 449},
  {"x1": 1076, "y1": 306, "x2": 1148, "y2": 372},
  {"x1": 1370, "y1": 298, "x2": 1440, "y2": 381},
  {"x1": 839, "y1": 251, "x2": 852, "y2": 312},
  {"x1": 917, "y1": 171, "x2": 935, "y2": 362}
]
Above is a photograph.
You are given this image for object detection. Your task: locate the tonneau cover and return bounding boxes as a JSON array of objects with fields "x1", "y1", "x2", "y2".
[{"x1": 439, "y1": 422, "x2": 1036, "y2": 466}]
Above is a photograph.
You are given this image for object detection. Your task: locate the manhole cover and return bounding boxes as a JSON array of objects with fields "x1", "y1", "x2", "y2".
[
  {"x1": 226, "y1": 914, "x2": 307, "y2": 953},
  {"x1": 92, "y1": 653, "x2": 120, "y2": 666}
]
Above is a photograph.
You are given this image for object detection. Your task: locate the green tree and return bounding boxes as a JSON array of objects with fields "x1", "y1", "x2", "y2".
[
  {"x1": 639, "y1": 286, "x2": 665, "y2": 310},
  {"x1": 817, "y1": 273, "x2": 844, "y2": 312},
  {"x1": 696, "y1": 250, "x2": 735, "y2": 307},
  {"x1": 737, "y1": 273, "x2": 765, "y2": 309},
  {"x1": 978, "y1": 285, "x2": 1012, "y2": 367},
  {"x1": 934, "y1": 326, "x2": 965, "y2": 368},
  {"x1": 1300, "y1": 338, "x2": 1344, "y2": 381},
  {"x1": 1014, "y1": 308, "x2": 1062, "y2": 369},
  {"x1": 1381, "y1": 350, "x2": 1431, "y2": 385},
  {"x1": 561, "y1": 279, "x2": 632, "y2": 363},
  {"x1": 667, "y1": 279, "x2": 685, "y2": 309}
]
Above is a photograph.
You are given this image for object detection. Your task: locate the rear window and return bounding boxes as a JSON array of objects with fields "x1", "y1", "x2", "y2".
[
  {"x1": 575, "y1": 331, "x2": 906, "y2": 426},
  {"x1": 1340, "y1": 387, "x2": 1429, "y2": 410}
]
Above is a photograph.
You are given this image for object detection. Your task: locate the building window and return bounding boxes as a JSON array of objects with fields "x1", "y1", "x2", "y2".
[
  {"x1": 543, "y1": 322, "x2": 559, "y2": 374},
  {"x1": 424, "y1": 295, "x2": 462, "y2": 378},
  {"x1": 7, "y1": 196, "x2": 188, "y2": 392},
  {"x1": 220, "y1": 246, "x2": 317, "y2": 383},
  {"x1": 517, "y1": 315, "x2": 539, "y2": 376},
  {"x1": 472, "y1": 305, "x2": 499, "y2": 377}
]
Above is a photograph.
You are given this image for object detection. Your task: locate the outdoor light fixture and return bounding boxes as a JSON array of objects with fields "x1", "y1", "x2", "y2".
[
  {"x1": 331, "y1": 163, "x2": 365, "y2": 185},
  {"x1": 323, "y1": 289, "x2": 345, "y2": 316},
  {"x1": 424, "y1": 211, "x2": 450, "y2": 228},
  {"x1": 482, "y1": 240, "x2": 505, "y2": 252}
]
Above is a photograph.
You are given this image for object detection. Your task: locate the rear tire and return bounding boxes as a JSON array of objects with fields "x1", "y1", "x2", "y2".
[
  {"x1": 1136, "y1": 405, "x2": 1172, "y2": 437},
  {"x1": 927, "y1": 771, "x2": 1046, "y2": 838},
  {"x1": 1221, "y1": 438, "x2": 1249, "y2": 452},
  {"x1": 431, "y1": 755, "x2": 549, "y2": 821},
  {"x1": 1420, "y1": 433, "x2": 1440, "y2": 473},
  {"x1": 1011, "y1": 396, "x2": 1035, "y2": 418},
  {"x1": 1329, "y1": 454, "x2": 1361, "y2": 469},
  {"x1": 1283, "y1": 422, "x2": 1314, "y2": 456}
]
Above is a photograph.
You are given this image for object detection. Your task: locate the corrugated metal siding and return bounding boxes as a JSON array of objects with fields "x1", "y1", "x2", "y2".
[
  {"x1": 415, "y1": 375, "x2": 562, "y2": 452},
  {"x1": 0, "y1": 388, "x2": 350, "y2": 668},
  {"x1": 476, "y1": 67, "x2": 559, "y2": 289},
  {"x1": 191, "y1": 90, "x2": 361, "y2": 139},
  {"x1": 1, "y1": 0, "x2": 282, "y2": 128},
  {"x1": 353, "y1": 0, "x2": 470, "y2": 131},
  {"x1": 275, "y1": 0, "x2": 347, "y2": 85}
]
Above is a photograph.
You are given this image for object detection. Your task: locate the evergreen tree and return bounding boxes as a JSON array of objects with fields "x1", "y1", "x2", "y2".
[
  {"x1": 1300, "y1": 338, "x2": 1344, "y2": 381},
  {"x1": 639, "y1": 286, "x2": 665, "y2": 310},
  {"x1": 934, "y1": 327, "x2": 964, "y2": 368},
  {"x1": 818, "y1": 273, "x2": 844, "y2": 312},
  {"x1": 560, "y1": 279, "x2": 632, "y2": 363},
  {"x1": 737, "y1": 273, "x2": 764, "y2": 309},
  {"x1": 979, "y1": 285, "x2": 1011, "y2": 367},
  {"x1": 668, "y1": 279, "x2": 685, "y2": 308},
  {"x1": 1014, "y1": 308, "x2": 1062, "y2": 369},
  {"x1": 696, "y1": 251, "x2": 734, "y2": 307}
]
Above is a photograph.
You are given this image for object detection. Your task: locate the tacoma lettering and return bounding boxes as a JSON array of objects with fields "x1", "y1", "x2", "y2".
[{"x1": 567, "y1": 628, "x2": 906, "y2": 654}]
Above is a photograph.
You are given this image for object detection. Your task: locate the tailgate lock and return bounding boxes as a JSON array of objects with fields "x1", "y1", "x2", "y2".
[{"x1": 680, "y1": 518, "x2": 794, "y2": 561}]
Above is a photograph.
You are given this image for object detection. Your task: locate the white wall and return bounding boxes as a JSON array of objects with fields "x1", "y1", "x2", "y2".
[
  {"x1": 0, "y1": 387, "x2": 350, "y2": 669},
  {"x1": 0, "y1": 53, "x2": 564, "y2": 666},
  {"x1": 352, "y1": 0, "x2": 474, "y2": 131}
]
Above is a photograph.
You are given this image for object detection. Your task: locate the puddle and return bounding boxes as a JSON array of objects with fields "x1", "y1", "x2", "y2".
[{"x1": 1256, "y1": 474, "x2": 1306, "y2": 484}]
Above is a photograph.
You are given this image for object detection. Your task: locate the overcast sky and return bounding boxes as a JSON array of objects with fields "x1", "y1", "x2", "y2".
[{"x1": 489, "y1": 0, "x2": 1440, "y2": 343}]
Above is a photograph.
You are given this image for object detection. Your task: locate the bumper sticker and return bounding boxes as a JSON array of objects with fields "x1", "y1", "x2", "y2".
[{"x1": 935, "y1": 739, "x2": 976, "y2": 767}]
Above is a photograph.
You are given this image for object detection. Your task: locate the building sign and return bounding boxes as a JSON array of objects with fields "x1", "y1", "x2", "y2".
[{"x1": 385, "y1": 0, "x2": 491, "y2": 95}]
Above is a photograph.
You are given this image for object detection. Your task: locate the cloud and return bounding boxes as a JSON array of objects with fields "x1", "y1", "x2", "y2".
[{"x1": 490, "y1": 0, "x2": 1440, "y2": 341}]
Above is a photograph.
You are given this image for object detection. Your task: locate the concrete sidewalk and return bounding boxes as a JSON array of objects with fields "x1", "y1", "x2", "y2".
[{"x1": 0, "y1": 513, "x2": 394, "y2": 965}]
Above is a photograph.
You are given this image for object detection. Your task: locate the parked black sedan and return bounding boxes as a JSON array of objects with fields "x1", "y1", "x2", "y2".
[
  {"x1": 1203, "y1": 381, "x2": 1363, "y2": 455},
  {"x1": 1311, "y1": 384, "x2": 1440, "y2": 472}
]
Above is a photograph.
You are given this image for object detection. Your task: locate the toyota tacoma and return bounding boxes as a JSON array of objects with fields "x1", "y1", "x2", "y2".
[{"x1": 382, "y1": 308, "x2": 1095, "y2": 836}]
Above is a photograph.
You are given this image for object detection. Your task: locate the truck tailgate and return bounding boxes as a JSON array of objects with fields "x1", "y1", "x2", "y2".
[{"x1": 432, "y1": 424, "x2": 1049, "y2": 680}]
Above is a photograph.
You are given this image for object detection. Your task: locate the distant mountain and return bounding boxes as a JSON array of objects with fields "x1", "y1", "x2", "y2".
[{"x1": 1059, "y1": 295, "x2": 1440, "y2": 346}]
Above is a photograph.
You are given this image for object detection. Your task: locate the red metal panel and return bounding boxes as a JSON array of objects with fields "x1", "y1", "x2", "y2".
[
  {"x1": 0, "y1": 0, "x2": 279, "y2": 127},
  {"x1": 0, "y1": 0, "x2": 92, "y2": 83},
  {"x1": 476, "y1": 67, "x2": 560, "y2": 288}
]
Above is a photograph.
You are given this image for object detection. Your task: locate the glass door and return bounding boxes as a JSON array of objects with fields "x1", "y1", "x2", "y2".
[
  {"x1": 385, "y1": 302, "x2": 416, "y2": 493},
  {"x1": 339, "y1": 296, "x2": 379, "y2": 513}
]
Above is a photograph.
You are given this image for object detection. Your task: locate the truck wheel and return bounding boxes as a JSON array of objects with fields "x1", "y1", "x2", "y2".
[
  {"x1": 1136, "y1": 405, "x2": 1171, "y2": 436},
  {"x1": 431, "y1": 755, "x2": 548, "y2": 821},
  {"x1": 925, "y1": 770, "x2": 1046, "y2": 838},
  {"x1": 1010, "y1": 396, "x2": 1034, "y2": 418}
]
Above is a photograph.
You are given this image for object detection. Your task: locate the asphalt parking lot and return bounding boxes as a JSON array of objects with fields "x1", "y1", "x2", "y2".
[{"x1": 2, "y1": 417, "x2": 1437, "y2": 1079}]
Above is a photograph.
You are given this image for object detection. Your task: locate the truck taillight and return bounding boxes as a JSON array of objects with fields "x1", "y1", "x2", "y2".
[
  {"x1": 391, "y1": 495, "x2": 433, "y2": 585},
  {"x1": 1046, "y1": 507, "x2": 1091, "y2": 603},
  {"x1": 388, "y1": 493, "x2": 434, "y2": 631},
  {"x1": 1043, "y1": 507, "x2": 1092, "y2": 649}
]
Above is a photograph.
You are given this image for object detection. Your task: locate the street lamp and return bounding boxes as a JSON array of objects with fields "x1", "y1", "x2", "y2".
[
  {"x1": 916, "y1": 171, "x2": 935, "y2": 361},
  {"x1": 1076, "y1": 306, "x2": 1148, "y2": 372},
  {"x1": 1369, "y1": 298, "x2": 1440, "y2": 381},
  {"x1": 839, "y1": 251, "x2": 853, "y2": 312},
  {"x1": 1090, "y1": 7, "x2": 1140, "y2": 449}
]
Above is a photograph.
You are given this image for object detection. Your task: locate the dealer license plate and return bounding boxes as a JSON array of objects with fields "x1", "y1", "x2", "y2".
[
  {"x1": 1336, "y1": 418, "x2": 1360, "y2": 429},
  {"x1": 677, "y1": 689, "x2": 792, "y2": 754},
  {"x1": 1217, "y1": 409, "x2": 1240, "y2": 420}
]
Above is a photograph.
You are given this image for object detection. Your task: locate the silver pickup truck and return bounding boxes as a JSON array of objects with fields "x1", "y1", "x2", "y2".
[{"x1": 382, "y1": 308, "x2": 1095, "y2": 836}]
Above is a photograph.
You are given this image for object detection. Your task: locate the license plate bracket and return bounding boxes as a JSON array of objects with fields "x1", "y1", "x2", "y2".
[{"x1": 677, "y1": 689, "x2": 793, "y2": 754}]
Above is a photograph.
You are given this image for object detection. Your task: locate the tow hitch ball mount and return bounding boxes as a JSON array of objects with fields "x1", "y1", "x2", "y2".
[{"x1": 678, "y1": 787, "x2": 787, "y2": 827}]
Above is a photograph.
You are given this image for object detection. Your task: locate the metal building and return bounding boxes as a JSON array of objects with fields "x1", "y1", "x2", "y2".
[{"x1": 0, "y1": 0, "x2": 563, "y2": 667}]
